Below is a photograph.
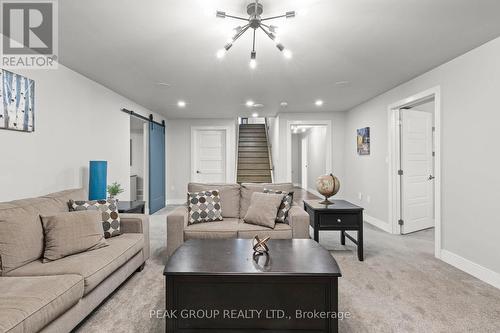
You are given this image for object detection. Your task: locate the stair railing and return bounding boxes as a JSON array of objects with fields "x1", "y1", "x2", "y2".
[
  {"x1": 264, "y1": 117, "x2": 275, "y2": 183},
  {"x1": 235, "y1": 119, "x2": 240, "y2": 183}
]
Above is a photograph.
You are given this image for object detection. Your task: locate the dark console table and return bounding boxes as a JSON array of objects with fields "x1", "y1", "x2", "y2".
[
  {"x1": 164, "y1": 239, "x2": 342, "y2": 333},
  {"x1": 304, "y1": 200, "x2": 364, "y2": 261},
  {"x1": 117, "y1": 200, "x2": 145, "y2": 214}
]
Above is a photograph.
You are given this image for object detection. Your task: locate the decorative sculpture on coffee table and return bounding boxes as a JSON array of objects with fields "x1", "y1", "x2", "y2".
[
  {"x1": 316, "y1": 173, "x2": 341, "y2": 205},
  {"x1": 252, "y1": 235, "x2": 270, "y2": 255}
]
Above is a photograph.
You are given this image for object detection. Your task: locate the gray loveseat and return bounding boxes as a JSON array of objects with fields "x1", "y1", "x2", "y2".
[
  {"x1": 0, "y1": 189, "x2": 150, "y2": 333},
  {"x1": 166, "y1": 183, "x2": 310, "y2": 257}
]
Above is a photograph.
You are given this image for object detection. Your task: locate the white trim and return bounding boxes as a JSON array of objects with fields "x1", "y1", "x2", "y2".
[
  {"x1": 293, "y1": 183, "x2": 301, "y2": 187},
  {"x1": 364, "y1": 214, "x2": 391, "y2": 233},
  {"x1": 166, "y1": 198, "x2": 186, "y2": 205},
  {"x1": 190, "y1": 126, "x2": 233, "y2": 183},
  {"x1": 285, "y1": 120, "x2": 333, "y2": 182},
  {"x1": 387, "y1": 86, "x2": 442, "y2": 259},
  {"x1": 441, "y1": 250, "x2": 500, "y2": 290}
]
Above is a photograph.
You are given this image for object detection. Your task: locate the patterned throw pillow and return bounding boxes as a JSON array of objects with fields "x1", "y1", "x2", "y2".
[
  {"x1": 263, "y1": 189, "x2": 294, "y2": 223},
  {"x1": 68, "y1": 199, "x2": 121, "y2": 238},
  {"x1": 187, "y1": 190, "x2": 223, "y2": 225}
]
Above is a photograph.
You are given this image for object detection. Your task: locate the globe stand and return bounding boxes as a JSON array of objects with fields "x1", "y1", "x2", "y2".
[{"x1": 319, "y1": 197, "x2": 334, "y2": 205}]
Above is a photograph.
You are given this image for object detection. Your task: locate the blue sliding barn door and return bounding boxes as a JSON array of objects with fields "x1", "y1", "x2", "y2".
[{"x1": 149, "y1": 122, "x2": 166, "y2": 214}]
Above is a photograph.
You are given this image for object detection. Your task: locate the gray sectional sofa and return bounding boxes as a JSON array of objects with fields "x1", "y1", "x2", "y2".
[
  {"x1": 0, "y1": 189, "x2": 150, "y2": 333},
  {"x1": 167, "y1": 182, "x2": 310, "y2": 257}
]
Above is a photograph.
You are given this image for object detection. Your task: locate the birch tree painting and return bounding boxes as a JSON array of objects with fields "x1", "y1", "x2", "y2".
[{"x1": 0, "y1": 70, "x2": 35, "y2": 132}]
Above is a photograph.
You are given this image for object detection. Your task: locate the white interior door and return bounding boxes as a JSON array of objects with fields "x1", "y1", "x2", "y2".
[
  {"x1": 301, "y1": 135, "x2": 308, "y2": 190},
  {"x1": 400, "y1": 110, "x2": 434, "y2": 234},
  {"x1": 193, "y1": 129, "x2": 226, "y2": 183}
]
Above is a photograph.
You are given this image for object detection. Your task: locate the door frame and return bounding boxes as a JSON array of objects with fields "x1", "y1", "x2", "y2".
[
  {"x1": 190, "y1": 126, "x2": 232, "y2": 183},
  {"x1": 301, "y1": 134, "x2": 309, "y2": 190},
  {"x1": 286, "y1": 120, "x2": 332, "y2": 183},
  {"x1": 388, "y1": 86, "x2": 442, "y2": 259}
]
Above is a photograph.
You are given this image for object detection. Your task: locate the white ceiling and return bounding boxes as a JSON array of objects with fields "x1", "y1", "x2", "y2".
[{"x1": 59, "y1": 0, "x2": 500, "y2": 118}]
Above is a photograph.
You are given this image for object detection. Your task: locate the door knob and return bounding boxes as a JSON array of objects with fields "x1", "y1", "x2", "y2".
[
  {"x1": 428, "y1": 175, "x2": 435, "y2": 180},
  {"x1": 196, "y1": 170, "x2": 201, "y2": 174}
]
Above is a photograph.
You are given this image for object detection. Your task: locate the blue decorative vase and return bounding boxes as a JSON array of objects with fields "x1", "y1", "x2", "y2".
[{"x1": 89, "y1": 161, "x2": 107, "y2": 200}]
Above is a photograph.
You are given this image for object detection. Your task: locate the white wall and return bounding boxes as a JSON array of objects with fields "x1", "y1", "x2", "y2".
[
  {"x1": 0, "y1": 64, "x2": 164, "y2": 202},
  {"x1": 343, "y1": 36, "x2": 500, "y2": 277},
  {"x1": 273, "y1": 112, "x2": 346, "y2": 197},
  {"x1": 166, "y1": 118, "x2": 236, "y2": 204}
]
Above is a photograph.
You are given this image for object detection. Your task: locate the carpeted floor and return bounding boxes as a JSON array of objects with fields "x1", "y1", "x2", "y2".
[{"x1": 75, "y1": 206, "x2": 500, "y2": 333}]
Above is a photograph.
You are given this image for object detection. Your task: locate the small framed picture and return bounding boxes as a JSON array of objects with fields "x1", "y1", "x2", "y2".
[
  {"x1": 0, "y1": 69, "x2": 35, "y2": 132},
  {"x1": 357, "y1": 127, "x2": 370, "y2": 155}
]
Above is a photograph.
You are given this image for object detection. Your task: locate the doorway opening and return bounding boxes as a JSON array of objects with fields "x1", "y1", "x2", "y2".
[
  {"x1": 290, "y1": 124, "x2": 328, "y2": 195},
  {"x1": 388, "y1": 87, "x2": 441, "y2": 258},
  {"x1": 126, "y1": 108, "x2": 166, "y2": 215},
  {"x1": 130, "y1": 117, "x2": 148, "y2": 209}
]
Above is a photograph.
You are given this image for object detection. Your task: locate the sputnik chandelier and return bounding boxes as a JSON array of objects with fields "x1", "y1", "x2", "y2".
[{"x1": 216, "y1": 0, "x2": 295, "y2": 68}]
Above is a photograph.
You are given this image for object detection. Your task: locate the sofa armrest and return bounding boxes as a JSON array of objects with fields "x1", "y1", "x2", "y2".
[
  {"x1": 120, "y1": 213, "x2": 150, "y2": 261},
  {"x1": 166, "y1": 206, "x2": 188, "y2": 257},
  {"x1": 286, "y1": 206, "x2": 310, "y2": 239}
]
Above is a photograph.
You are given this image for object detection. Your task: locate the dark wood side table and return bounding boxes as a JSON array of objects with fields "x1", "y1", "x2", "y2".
[
  {"x1": 164, "y1": 239, "x2": 342, "y2": 333},
  {"x1": 117, "y1": 200, "x2": 145, "y2": 214},
  {"x1": 304, "y1": 200, "x2": 364, "y2": 261}
]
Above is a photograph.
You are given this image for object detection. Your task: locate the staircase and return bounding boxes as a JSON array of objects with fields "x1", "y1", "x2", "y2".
[{"x1": 237, "y1": 124, "x2": 273, "y2": 183}]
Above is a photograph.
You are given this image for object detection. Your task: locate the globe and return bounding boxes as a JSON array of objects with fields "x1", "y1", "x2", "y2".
[{"x1": 316, "y1": 173, "x2": 340, "y2": 205}]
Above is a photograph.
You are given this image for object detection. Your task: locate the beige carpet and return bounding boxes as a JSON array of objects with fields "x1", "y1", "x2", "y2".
[{"x1": 75, "y1": 207, "x2": 500, "y2": 333}]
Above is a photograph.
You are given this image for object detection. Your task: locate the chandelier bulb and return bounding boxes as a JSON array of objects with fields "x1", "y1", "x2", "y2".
[{"x1": 249, "y1": 59, "x2": 257, "y2": 69}]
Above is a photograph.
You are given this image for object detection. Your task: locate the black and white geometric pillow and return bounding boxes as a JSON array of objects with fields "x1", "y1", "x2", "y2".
[
  {"x1": 69, "y1": 199, "x2": 121, "y2": 238},
  {"x1": 263, "y1": 189, "x2": 294, "y2": 223},
  {"x1": 187, "y1": 190, "x2": 223, "y2": 225}
]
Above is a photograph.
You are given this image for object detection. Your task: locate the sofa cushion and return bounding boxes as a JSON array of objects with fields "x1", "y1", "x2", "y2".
[
  {"x1": 42, "y1": 188, "x2": 87, "y2": 212},
  {"x1": 6, "y1": 233, "x2": 144, "y2": 295},
  {"x1": 263, "y1": 189, "x2": 294, "y2": 223},
  {"x1": 240, "y1": 183, "x2": 294, "y2": 217},
  {"x1": 69, "y1": 199, "x2": 121, "y2": 238},
  {"x1": 184, "y1": 218, "x2": 293, "y2": 240},
  {"x1": 243, "y1": 192, "x2": 285, "y2": 229},
  {"x1": 184, "y1": 218, "x2": 239, "y2": 240},
  {"x1": 0, "y1": 208, "x2": 44, "y2": 275},
  {"x1": 237, "y1": 222, "x2": 292, "y2": 239},
  {"x1": 41, "y1": 211, "x2": 108, "y2": 262},
  {"x1": 187, "y1": 190, "x2": 223, "y2": 225},
  {"x1": 0, "y1": 274, "x2": 84, "y2": 333},
  {"x1": 188, "y1": 183, "x2": 240, "y2": 218}
]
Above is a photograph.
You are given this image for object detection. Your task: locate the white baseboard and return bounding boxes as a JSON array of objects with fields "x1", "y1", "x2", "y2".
[
  {"x1": 441, "y1": 250, "x2": 500, "y2": 290},
  {"x1": 166, "y1": 198, "x2": 185, "y2": 205},
  {"x1": 364, "y1": 214, "x2": 392, "y2": 233},
  {"x1": 293, "y1": 183, "x2": 301, "y2": 187}
]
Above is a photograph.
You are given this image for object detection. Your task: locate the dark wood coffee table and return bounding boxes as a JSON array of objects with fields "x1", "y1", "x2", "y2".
[{"x1": 164, "y1": 239, "x2": 342, "y2": 333}]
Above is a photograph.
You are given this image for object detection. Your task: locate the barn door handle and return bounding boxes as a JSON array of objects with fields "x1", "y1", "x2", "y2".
[{"x1": 428, "y1": 175, "x2": 435, "y2": 180}]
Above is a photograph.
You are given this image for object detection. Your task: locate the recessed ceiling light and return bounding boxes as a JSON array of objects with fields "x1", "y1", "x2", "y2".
[
  {"x1": 177, "y1": 100, "x2": 186, "y2": 108},
  {"x1": 246, "y1": 100, "x2": 254, "y2": 107},
  {"x1": 252, "y1": 112, "x2": 259, "y2": 118},
  {"x1": 335, "y1": 81, "x2": 350, "y2": 85},
  {"x1": 315, "y1": 100, "x2": 324, "y2": 107},
  {"x1": 155, "y1": 82, "x2": 171, "y2": 87},
  {"x1": 253, "y1": 103, "x2": 264, "y2": 108},
  {"x1": 280, "y1": 101, "x2": 288, "y2": 107}
]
